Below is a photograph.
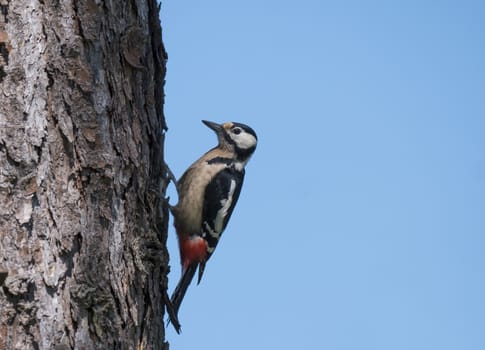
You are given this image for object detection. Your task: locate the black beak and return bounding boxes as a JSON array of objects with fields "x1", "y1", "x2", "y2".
[{"x1": 202, "y1": 120, "x2": 223, "y2": 134}]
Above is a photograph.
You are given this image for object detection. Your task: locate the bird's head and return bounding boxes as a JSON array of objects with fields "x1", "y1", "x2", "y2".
[{"x1": 202, "y1": 120, "x2": 258, "y2": 160}]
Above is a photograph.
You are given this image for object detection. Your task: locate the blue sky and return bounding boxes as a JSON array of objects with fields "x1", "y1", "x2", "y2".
[{"x1": 160, "y1": 1, "x2": 485, "y2": 349}]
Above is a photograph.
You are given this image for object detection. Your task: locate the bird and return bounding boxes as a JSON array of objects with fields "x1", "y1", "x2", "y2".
[{"x1": 169, "y1": 120, "x2": 257, "y2": 333}]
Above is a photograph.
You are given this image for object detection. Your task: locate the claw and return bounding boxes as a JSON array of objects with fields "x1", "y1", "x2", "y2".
[{"x1": 164, "y1": 161, "x2": 178, "y2": 189}]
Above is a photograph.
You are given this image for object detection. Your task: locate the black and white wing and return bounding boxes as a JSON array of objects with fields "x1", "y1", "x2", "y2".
[{"x1": 197, "y1": 167, "x2": 245, "y2": 282}]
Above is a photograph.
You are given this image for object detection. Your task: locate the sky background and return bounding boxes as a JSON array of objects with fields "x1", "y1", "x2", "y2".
[{"x1": 160, "y1": 1, "x2": 485, "y2": 349}]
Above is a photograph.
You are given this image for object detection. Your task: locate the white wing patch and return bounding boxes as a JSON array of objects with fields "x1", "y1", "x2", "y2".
[
  {"x1": 233, "y1": 161, "x2": 246, "y2": 171},
  {"x1": 204, "y1": 179, "x2": 237, "y2": 240},
  {"x1": 216, "y1": 179, "x2": 237, "y2": 232}
]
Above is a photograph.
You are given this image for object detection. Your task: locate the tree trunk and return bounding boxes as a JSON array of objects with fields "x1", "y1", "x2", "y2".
[{"x1": 0, "y1": 1, "x2": 171, "y2": 349}]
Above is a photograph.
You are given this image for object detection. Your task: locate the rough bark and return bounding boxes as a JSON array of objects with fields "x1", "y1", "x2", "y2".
[{"x1": 0, "y1": 0, "x2": 171, "y2": 349}]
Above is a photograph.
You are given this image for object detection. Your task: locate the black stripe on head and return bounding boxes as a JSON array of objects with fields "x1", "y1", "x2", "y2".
[{"x1": 223, "y1": 130, "x2": 235, "y2": 145}]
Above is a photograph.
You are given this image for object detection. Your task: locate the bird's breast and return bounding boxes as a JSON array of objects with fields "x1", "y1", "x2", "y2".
[{"x1": 173, "y1": 161, "x2": 227, "y2": 234}]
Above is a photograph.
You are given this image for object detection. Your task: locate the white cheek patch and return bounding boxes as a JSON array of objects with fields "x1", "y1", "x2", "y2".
[{"x1": 235, "y1": 133, "x2": 257, "y2": 150}]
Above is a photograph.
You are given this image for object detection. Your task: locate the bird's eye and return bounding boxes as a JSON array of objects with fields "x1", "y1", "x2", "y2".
[{"x1": 233, "y1": 128, "x2": 242, "y2": 135}]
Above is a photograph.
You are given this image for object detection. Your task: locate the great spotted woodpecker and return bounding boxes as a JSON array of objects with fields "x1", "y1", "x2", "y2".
[{"x1": 169, "y1": 120, "x2": 257, "y2": 333}]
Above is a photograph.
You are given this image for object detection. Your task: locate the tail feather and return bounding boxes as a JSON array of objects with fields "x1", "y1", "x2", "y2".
[
  {"x1": 170, "y1": 264, "x2": 197, "y2": 333},
  {"x1": 197, "y1": 261, "x2": 207, "y2": 285}
]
